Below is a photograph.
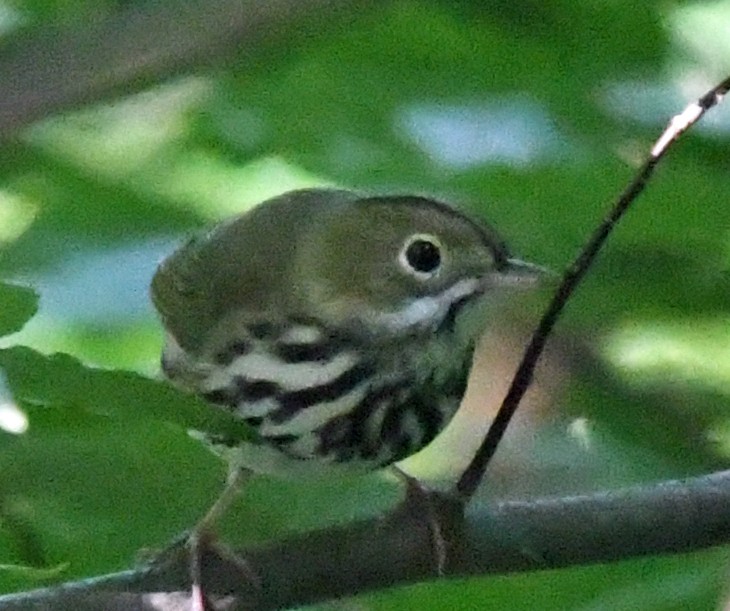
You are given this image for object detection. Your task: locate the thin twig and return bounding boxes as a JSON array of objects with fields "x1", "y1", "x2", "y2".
[{"x1": 456, "y1": 76, "x2": 730, "y2": 499}]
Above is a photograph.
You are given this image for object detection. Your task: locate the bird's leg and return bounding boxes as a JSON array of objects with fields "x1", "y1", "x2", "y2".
[
  {"x1": 196, "y1": 465, "x2": 251, "y2": 538},
  {"x1": 188, "y1": 466, "x2": 259, "y2": 610},
  {"x1": 144, "y1": 467, "x2": 255, "y2": 609},
  {"x1": 390, "y1": 466, "x2": 447, "y2": 575}
]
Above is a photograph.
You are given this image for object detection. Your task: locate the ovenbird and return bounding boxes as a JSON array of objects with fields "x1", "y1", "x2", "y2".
[{"x1": 152, "y1": 188, "x2": 541, "y2": 477}]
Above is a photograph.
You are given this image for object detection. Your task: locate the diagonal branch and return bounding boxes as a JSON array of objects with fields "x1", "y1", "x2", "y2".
[
  {"x1": 456, "y1": 76, "x2": 730, "y2": 499},
  {"x1": 2, "y1": 469, "x2": 730, "y2": 610},
  {"x1": 0, "y1": 0, "x2": 368, "y2": 139}
]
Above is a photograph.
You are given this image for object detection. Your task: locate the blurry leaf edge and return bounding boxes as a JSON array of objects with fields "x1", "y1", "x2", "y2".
[{"x1": 0, "y1": 345, "x2": 253, "y2": 442}]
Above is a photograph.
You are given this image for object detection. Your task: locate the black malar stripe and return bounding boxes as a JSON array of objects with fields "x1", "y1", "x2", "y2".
[{"x1": 438, "y1": 293, "x2": 474, "y2": 334}]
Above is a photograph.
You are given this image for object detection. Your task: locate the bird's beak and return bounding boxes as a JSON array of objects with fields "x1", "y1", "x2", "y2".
[{"x1": 496, "y1": 257, "x2": 551, "y2": 288}]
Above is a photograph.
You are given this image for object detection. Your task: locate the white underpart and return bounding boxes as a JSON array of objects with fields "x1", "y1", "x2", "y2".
[
  {"x1": 375, "y1": 277, "x2": 480, "y2": 332},
  {"x1": 236, "y1": 397, "x2": 279, "y2": 418},
  {"x1": 202, "y1": 350, "x2": 358, "y2": 392},
  {"x1": 259, "y1": 383, "x2": 369, "y2": 436},
  {"x1": 223, "y1": 438, "x2": 371, "y2": 478},
  {"x1": 283, "y1": 432, "x2": 320, "y2": 458},
  {"x1": 278, "y1": 325, "x2": 323, "y2": 345}
]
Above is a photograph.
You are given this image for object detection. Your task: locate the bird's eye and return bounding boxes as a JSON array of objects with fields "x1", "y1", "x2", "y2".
[{"x1": 399, "y1": 234, "x2": 443, "y2": 278}]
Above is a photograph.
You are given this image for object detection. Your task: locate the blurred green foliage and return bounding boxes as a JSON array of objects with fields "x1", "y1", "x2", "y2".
[
  {"x1": 0, "y1": 283, "x2": 36, "y2": 337},
  {"x1": 0, "y1": 0, "x2": 728, "y2": 609}
]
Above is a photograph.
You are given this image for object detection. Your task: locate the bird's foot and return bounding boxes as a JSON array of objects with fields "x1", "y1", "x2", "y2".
[
  {"x1": 390, "y1": 466, "x2": 448, "y2": 576},
  {"x1": 146, "y1": 468, "x2": 259, "y2": 610},
  {"x1": 187, "y1": 526, "x2": 260, "y2": 611}
]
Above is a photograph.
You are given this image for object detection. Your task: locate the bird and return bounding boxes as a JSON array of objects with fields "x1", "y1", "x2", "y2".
[
  {"x1": 150, "y1": 187, "x2": 541, "y2": 597},
  {"x1": 152, "y1": 187, "x2": 541, "y2": 474}
]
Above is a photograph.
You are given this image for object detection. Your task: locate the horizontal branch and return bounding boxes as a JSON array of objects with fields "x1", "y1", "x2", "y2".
[{"x1": 1, "y1": 469, "x2": 730, "y2": 610}]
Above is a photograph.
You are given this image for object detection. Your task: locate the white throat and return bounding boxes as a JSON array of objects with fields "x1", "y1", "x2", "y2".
[{"x1": 373, "y1": 277, "x2": 481, "y2": 333}]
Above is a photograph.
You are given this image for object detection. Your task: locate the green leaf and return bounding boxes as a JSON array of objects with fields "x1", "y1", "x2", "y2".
[
  {"x1": 0, "y1": 562, "x2": 69, "y2": 592},
  {"x1": 0, "y1": 562, "x2": 68, "y2": 581},
  {"x1": 0, "y1": 346, "x2": 254, "y2": 443},
  {"x1": 0, "y1": 284, "x2": 37, "y2": 338}
]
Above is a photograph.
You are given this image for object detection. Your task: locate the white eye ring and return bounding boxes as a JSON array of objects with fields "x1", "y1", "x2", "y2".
[{"x1": 398, "y1": 233, "x2": 444, "y2": 280}]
